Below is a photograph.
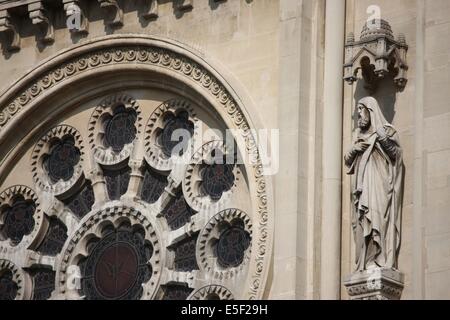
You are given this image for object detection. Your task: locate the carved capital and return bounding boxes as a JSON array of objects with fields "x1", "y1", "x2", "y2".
[
  {"x1": 28, "y1": 1, "x2": 54, "y2": 44},
  {"x1": 98, "y1": 0, "x2": 123, "y2": 27},
  {"x1": 0, "y1": 10, "x2": 20, "y2": 52},
  {"x1": 63, "y1": 0, "x2": 89, "y2": 35}
]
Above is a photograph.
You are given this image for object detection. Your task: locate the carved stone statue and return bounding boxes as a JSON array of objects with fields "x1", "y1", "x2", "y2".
[{"x1": 344, "y1": 96, "x2": 404, "y2": 271}]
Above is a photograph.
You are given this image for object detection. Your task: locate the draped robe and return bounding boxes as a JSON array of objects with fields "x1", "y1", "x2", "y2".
[{"x1": 345, "y1": 97, "x2": 404, "y2": 271}]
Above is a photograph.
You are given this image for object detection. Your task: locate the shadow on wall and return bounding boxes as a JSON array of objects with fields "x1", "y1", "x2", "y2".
[{"x1": 352, "y1": 75, "x2": 398, "y2": 127}]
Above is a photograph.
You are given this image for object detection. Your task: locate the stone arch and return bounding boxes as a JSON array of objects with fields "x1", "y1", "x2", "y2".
[{"x1": 0, "y1": 34, "x2": 273, "y2": 299}]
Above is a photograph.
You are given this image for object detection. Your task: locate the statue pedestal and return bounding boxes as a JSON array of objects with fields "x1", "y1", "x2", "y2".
[{"x1": 344, "y1": 268, "x2": 405, "y2": 300}]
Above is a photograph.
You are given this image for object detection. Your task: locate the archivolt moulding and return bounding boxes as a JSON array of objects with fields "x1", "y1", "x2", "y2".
[{"x1": 0, "y1": 34, "x2": 273, "y2": 299}]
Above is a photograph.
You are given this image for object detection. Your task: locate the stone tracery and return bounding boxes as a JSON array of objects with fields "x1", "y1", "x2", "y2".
[
  {"x1": 0, "y1": 35, "x2": 272, "y2": 300},
  {"x1": 0, "y1": 94, "x2": 257, "y2": 299}
]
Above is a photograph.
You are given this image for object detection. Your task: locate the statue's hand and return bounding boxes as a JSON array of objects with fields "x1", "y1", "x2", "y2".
[{"x1": 353, "y1": 141, "x2": 370, "y2": 153}]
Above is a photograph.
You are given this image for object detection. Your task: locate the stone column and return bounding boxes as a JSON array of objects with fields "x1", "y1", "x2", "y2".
[{"x1": 320, "y1": 0, "x2": 346, "y2": 300}]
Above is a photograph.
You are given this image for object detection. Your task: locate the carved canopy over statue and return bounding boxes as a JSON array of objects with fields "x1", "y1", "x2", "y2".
[{"x1": 345, "y1": 97, "x2": 404, "y2": 271}]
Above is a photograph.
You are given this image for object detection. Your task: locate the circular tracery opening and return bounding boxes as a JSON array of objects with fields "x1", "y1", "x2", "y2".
[
  {"x1": 0, "y1": 195, "x2": 36, "y2": 245},
  {"x1": 201, "y1": 164, "x2": 235, "y2": 202},
  {"x1": 103, "y1": 105, "x2": 137, "y2": 152},
  {"x1": 42, "y1": 135, "x2": 81, "y2": 184},
  {"x1": 159, "y1": 110, "x2": 194, "y2": 157},
  {"x1": 0, "y1": 270, "x2": 18, "y2": 300},
  {"x1": 79, "y1": 224, "x2": 153, "y2": 300},
  {"x1": 215, "y1": 220, "x2": 250, "y2": 269}
]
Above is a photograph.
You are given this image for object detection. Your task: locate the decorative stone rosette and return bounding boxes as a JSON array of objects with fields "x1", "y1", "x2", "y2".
[
  {"x1": 0, "y1": 185, "x2": 45, "y2": 252},
  {"x1": 197, "y1": 208, "x2": 252, "y2": 280},
  {"x1": 56, "y1": 205, "x2": 162, "y2": 300},
  {"x1": 88, "y1": 94, "x2": 142, "y2": 166},
  {"x1": 182, "y1": 141, "x2": 240, "y2": 213},
  {"x1": 31, "y1": 125, "x2": 85, "y2": 196},
  {"x1": 144, "y1": 99, "x2": 199, "y2": 172}
]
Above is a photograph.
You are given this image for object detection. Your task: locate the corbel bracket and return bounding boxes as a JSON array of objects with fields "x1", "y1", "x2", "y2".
[
  {"x1": 63, "y1": 0, "x2": 89, "y2": 35},
  {"x1": 98, "y1": 0, "x2": 123, "y2": 27},
  {"x1": 28, "y1": 1, "x2": 54, "y2": 44},
  {"x1": 0, "y1": 10, "x2": 20, "y2": 52},
  {"x1": 179, "y1": 0, "x2": 194, "y2": 12},
  {"x1": 141, "y1": 0, "x2": 158, "y2": 20}
]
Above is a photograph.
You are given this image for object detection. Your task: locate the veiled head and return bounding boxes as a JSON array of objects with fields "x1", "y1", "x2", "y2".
[
  {"x1": 356, "y1": 97, "x2": 388, "y2": 133},
  {"x1": 357, "y1": 103, "x2": 371, "y2": 131}
]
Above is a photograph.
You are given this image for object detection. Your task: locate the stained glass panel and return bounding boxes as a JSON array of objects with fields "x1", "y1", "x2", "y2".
[
  {"x1": 1, "y1": 197, "x2": 35, "y2": 245},
  {"x1": 36, "y1": 217, "x2": 68, "y2": 256},
  {"x1": 79, "y1": 226, "x2": 153, "y2": 300},
  {"x1": 64, "y1": 181, "x2": 95, "y2": 219},
  {"x1": 104, "y1": 106, "x2": 137, "y2": 152},
  {"x1": 216, "y1": 224, "x2": 250, "y2": 268},
  {"x1": 160, "y1": 111, "x2": 194, "y2": 157},
  {"x1": 43, "y1": 136, "x2": 80, "y2": 184},
  {"x1": 173, "y1": 235, "x2": 199, "y2": 272},
  {"x1": 0, "y1": 270, "x2": 18, "y2": 300},
  {"x1": 103, "y1": 167, "x2": 131, "y2": 201},
  {"x1": 140, "y1": 166, "x2": 167, "y2": 204}
]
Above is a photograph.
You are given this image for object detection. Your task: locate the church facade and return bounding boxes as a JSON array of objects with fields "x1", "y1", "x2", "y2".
[{"x1": 0, "y1": 0, "x2": 448, "y2": 300}]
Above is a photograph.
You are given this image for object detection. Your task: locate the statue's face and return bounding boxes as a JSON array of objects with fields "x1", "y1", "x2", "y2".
[{"x1": 357, "y1": 104, "x2": 371, "y2": 130}]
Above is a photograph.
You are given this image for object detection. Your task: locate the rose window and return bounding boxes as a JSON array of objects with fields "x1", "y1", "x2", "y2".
[{"x1": 0, "y1": 93, "x2": 265, "y2": 300}]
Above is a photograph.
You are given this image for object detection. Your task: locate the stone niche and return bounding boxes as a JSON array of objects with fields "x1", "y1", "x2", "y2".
[{"x1": 342, "y1": 18, "x2": 408, "y2": 301}]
